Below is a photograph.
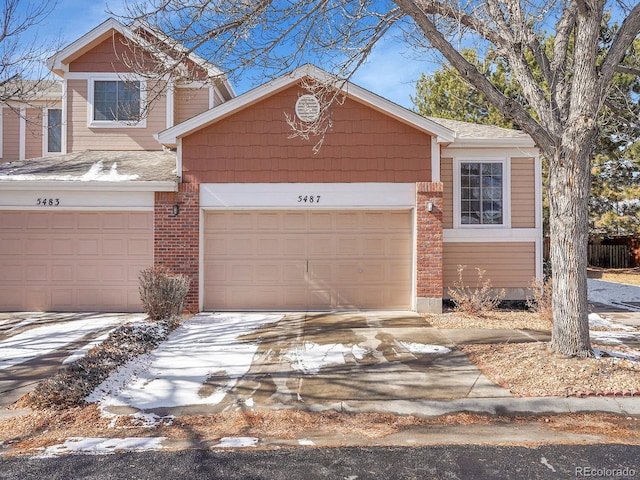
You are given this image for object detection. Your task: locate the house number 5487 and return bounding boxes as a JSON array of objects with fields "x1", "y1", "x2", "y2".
[{"x1": 297, "y1": 195, "x2": 321, "y2": 204}]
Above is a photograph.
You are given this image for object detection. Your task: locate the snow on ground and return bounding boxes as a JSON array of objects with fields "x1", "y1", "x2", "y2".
[
  {"x1": 88, "y1": 313, "x2": 283, "y2": 410},
  {"x1": 0, "y1": 316, "x2": 132, "y2": 370},
  {"x1": 588, "y1": 313, "x2": 635, "y2": 331},
  {"x1": 212, "y1": 437, "x2": 259, "y2": 448},
  {"x1": 283, "y1": 342, "x2": 369, "y2": 375},
  {"x1": 37, "y1": 437, "x2": 166, "y2": 457},
  {"x1": 63, "y1": 330, "x2": 112, "y2": 365},
  {"x1": 588, "y1": 279, "x2": 640, "y2": 311},
  {"x1": 396, "y1": 342, "x2": 452, "y2": 355}
]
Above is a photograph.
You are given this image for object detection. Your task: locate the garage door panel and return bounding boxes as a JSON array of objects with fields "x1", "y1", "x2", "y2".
[
  {"x1": 52, "y1": 213, "x2": 74, "y2": 229},
  {"x1": 0, "y1": 212, "x2": 25, "y2": 229},
  {"x1": 204, "y1": 210, "x2": 412, "y2": 311},
  {"x1": 52, "y1": 238, "x2": 74, "y2": 255},
  {"x1": 52, "y1": 265, "x2": 74, "y2": 282},
  {"x1": 26, "y1": 265, "x2": 48, "y2": 282},
  {"x1": 1, "y1": 238, "x2": 24, "y2": 254},
  {"x1": 0, "y1": 211, "x2": 152, "y2": 312}
]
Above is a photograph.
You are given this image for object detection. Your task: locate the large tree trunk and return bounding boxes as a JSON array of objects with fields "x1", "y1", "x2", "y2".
[{"x1": 548, "y1": 123, "x2": 596, "y2": 358}]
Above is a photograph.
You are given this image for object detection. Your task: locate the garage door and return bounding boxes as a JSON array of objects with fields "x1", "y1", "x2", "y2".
[
  {"x1": 0, "y1": 211, "x2": 153, "y2": 312},
  {"x1": 203, "y1": 210, "x2": 412, "y2": 310}
]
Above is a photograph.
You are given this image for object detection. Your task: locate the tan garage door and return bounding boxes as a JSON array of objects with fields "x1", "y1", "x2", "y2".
[
  {"x1": 0, "y1": 211, "x2": 153, "y2": 312},
  {"x1": 203, "y1": 210, "x2": 412, "y2": 310}
]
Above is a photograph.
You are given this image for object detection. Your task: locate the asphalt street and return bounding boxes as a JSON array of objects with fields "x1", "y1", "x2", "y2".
[{"x1": 1, "y1": 444, "x2": 638, "y2": 480}]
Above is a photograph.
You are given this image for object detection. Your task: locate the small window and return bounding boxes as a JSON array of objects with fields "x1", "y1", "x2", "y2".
[
  {"x1": 93, "y1": 80, "x2": 141, "y2": 123},
  {"x1": 46, "y1": 109, "x2": 62, "y2": 153},
  {"x1": 460, "y1": 162, "x2": 504, "y2": 225}
]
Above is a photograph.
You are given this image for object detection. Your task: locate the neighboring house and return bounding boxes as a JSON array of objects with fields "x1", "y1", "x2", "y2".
[{"x1": 0, "y1": 19, "x2": 542, "y2": 314}]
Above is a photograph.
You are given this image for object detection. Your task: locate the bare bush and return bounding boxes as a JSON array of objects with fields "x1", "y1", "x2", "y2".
[
  {"x1": 448, "y1": 265, "x2": 506, "y2": 316},
  {"x1": 138, "y1": 266, "x2": 190, "y2": 321},
  {"x1": 526, "y1": 277, "x2": 553, "y2": 328}
]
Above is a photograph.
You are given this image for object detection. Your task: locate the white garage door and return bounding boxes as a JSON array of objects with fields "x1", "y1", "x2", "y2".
[
  {"x1": 203, "y1": 210, "x2": 413, "y2": 310},
  {"x1": 0, "y1": 211, "x2": 153, "y2": 312}
]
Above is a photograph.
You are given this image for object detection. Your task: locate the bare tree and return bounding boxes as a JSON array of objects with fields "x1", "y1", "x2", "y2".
[
  {"x1": 119, "y1": 0, "x2": 640, "y2": 357},
  {"x1": 0, "y1": 0, "x2": 60, "y2": 105}
]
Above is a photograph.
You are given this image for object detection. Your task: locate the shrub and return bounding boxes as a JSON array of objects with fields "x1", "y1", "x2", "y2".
[
  {"x1": 448, "y1": 265, "x2": 506, "y2": 316},
  {"x1": 526, "y1": 277, "x2": 553, "y2": 328},
  {"x1": 138, "y1": 266, "x2": 190, "y2": 321}
]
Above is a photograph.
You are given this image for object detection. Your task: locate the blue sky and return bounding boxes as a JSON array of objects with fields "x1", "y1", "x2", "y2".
[{"x1": 32, "y1": 0, "x2": 430, "y2": 108}]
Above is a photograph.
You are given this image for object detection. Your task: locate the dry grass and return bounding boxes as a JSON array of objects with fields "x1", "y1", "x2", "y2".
[
  {"x1": 601, "y1": 268, "x2": 640, "y2": 286},
  {"x1": 461, "y1": 342, "x2": 640, "y2": 397},
  {"x1": 424, "y1": 310, "x2": 551, "y2": 331},
  {"x1": 2, "y1": 405, "x2": 639, "y2": 455}
]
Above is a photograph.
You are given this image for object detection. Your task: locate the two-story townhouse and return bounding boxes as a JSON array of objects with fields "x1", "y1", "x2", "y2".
[{"x1": 0, "y1": 19, "x2": 542, "y2": 314}]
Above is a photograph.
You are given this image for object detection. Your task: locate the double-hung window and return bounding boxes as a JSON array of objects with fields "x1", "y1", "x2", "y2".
[
  {"x1": 89, "y1": 78, "x2": 145, "y2": 127},
  {"x1": 459, "y1": 161, "x2": 505, "y2": 226}
]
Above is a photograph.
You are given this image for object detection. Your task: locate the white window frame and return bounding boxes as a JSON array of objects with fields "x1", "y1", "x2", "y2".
[
  {"x1": 43, "y1": 107, "x2": 63, "y2": 155},
  {"x1": 87, "y1": 74, "x2": 147, "y2": 128},
  {"x1": 452, "y1": 157, "x2": 511, "y2": 229}
]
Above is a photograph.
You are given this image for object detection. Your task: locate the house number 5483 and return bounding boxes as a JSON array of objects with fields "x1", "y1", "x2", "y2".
[
  {"x1": 297, "y1": 195, "x2": 321, "y2": 204},
  {"x1": 36, "y1": 198, "x2": 60, "y2": 206}
]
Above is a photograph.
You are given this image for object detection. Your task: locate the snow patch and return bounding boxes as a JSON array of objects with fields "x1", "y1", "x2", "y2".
[
  {"x1": 0, "y1": 316, "x2": 127, "y2": 370},
  {"x1": 38, "y1": 437, "x2": 166, "y2": 457},
  {"x1": 589, "y1": 313, "x2": 635, "y2": 331},
  {"x1": 89, "y1": 313, "x2": 283, "y2": 409},
  {"x1": 212, "y1": 437, "x2": 258, "y2": 448},
  {"x1": 588, "y1": 279, "x2": 640, "y2": 312},
  {"x1": 284, "y1": 342, "x2": 369, "y2": 374},
  {"x1": 63, "y1": 330, "x2": 112, "y2": 365},
  {"x1": 593, "y1": 347, "x2": 640, "y2": 361},
  {"x1": 298, "y1": 439, "x2": 315, "y2": 446},
  {"x1": 81, "y1": 161, "x2": 139, "y2": 181},
  {"x1": 396, "y1": 341, "x2": 451, "y2": 355}
]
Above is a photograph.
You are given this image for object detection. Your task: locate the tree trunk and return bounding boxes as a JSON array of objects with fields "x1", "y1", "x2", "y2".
[{"x1": 548, "y1": 122, "x2": 595, "y2": 358}]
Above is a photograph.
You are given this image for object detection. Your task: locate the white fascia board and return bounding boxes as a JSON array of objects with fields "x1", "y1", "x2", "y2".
[
  {"x1": 0, "y1": 181, "x2": 177, "y2": 192},
  {"x1": 157, "y1": 64, "x2": 456, "y2": 146},
  {"x1": 46, "y1": 18, "x2": 131, "y2": 73},
  {"x1": 442, "y1": 146, "x2": 540, "y2": 158},
  {"x1": 447, "y1": 137, "x2": 537, "y2": 149}
]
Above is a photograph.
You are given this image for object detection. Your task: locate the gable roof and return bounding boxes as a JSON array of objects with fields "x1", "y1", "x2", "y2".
[
  {"x1": 155, "y1": 64, "x2": 458, "y2": 147},
  {"x1": 45, "y1": 18, "x2": 234, "y2": 100}
]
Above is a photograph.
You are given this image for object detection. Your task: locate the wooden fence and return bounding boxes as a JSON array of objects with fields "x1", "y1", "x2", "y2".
[{"x1": 587, "y1": 244, "x2": 631, "y2": 269}]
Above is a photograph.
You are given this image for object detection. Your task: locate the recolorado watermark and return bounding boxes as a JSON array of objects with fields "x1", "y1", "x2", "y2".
[{"x1": 575, "y1": 466, "x2": 637, "y2": 478}]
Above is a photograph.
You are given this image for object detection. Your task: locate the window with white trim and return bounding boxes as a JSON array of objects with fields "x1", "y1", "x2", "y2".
[
  {"x1": 460, "y1": 161, "x2": 504, "y2": 225},
  {"x1": 45, "y1": 108, "x2": 62, "y2": 154},
  {"x1": 89, "y1": 78, "x2": 145, "y2": 127}
]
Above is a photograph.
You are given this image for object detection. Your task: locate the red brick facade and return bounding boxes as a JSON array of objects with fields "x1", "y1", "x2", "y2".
[
  {"x1": 154, "y1": 183, "x2": 200, "y2": 312},
  {"x1": 416, "y1": 182, "x2": 444, "y2": 302}
]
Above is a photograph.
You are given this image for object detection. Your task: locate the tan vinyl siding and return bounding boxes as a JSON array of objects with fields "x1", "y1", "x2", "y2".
[
  {"x1": 67, "y1": 79, "x2": 165, "y2": 151},
  {"x1": 441, "y1": 157, "x2": 453, "y2": 228},
  {"x1": 1, "y1": 108, "x2": 20, "y2": 161},
  {"x1": 443, "y1": 242, "x2": 536, "y2": 289},
  {"x1": 24, "y1": 108, "x2": 43, "y2": 159},
  {"x1": 510, "y1": 157, "x2": 536, "y2": 228},
  {"x1": 175, "y1": 87, "x2": 210, "y2": 124}
]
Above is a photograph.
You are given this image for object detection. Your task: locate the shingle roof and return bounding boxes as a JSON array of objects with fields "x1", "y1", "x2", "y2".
[
  {"x1": 426, "y1": 116, "x2": 530, "y2": 140},
  {"x1": 0, "y1": 150, "x2": 177, "y2": 183}
]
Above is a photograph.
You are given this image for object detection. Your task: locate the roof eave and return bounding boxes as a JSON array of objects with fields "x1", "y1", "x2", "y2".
[
  {"x1": 0, "y1": 180, "x2": 178, "y2": 192},
  {"x1": 447, "y1": 138, "x2": 537, "y2": 148},
  {"x1": 156, "y1": 64, "x2": 457, "y2": 146}
]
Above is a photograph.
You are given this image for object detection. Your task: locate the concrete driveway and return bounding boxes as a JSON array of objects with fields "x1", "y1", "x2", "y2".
[
  {"x1": 90, "y1": 311, "x2": 513, "y2": 417},
  {"x1": 0, "y1": 312, "x2": 145, "y2": 408}
]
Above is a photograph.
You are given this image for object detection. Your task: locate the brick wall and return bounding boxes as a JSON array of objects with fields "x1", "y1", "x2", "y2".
[
  {"x1": 154, "y1": 183, "x2": 200, "y2": 312},
  {"x1": 416, "y1": 182, "x2": 444, "y2": 309}
]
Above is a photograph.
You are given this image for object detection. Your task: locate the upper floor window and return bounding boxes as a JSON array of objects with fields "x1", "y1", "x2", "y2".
[
  {"x1": 88, "y1": 77, "x2": 146, "y2": 128},
  {"x1": 46, "y1": 108, "x2": 62, "y2": 154},
  {"x1": 460, "y1": 161, "x2": 504, "y2": 225}
]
